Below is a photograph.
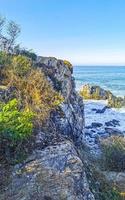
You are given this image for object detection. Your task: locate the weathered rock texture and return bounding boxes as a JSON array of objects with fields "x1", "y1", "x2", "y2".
[
  {"x1": 37, "y1": 57, "x2": 85, "y2": 143},
  {"x1": 1, "y1": 141, "x2": 94, "y2": 200},
  {"x1": 0, "y1": 57, "x2": 94, "y2": 200}
]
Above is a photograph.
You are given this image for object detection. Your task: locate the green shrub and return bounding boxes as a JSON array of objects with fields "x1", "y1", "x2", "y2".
[
  {"x1": 12, "y1": 55, "x2": 32, "y2": 76},
  {"x1": 101, "y1": 136, "x2": 125, "y2": 171},
  {"x1": 0, "y1": 98, "x2": 34, "y2": 145}
]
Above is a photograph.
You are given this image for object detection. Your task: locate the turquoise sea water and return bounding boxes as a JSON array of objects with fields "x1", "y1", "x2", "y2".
[{"x1": 73, "y1": 66, "x2": 125, "y2": 97}]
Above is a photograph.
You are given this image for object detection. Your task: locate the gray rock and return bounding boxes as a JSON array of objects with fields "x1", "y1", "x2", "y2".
[
  {"x1": 80, "y1": 84, "x2": 110, "y2": 100},
  {"x1": 37, "y1": 57, "x2": 85, "y2": 143},
  {"x1": 105, "y1": 119, "x2": 120, "y2": 127},
  {"x1": 105, "y1": 127, "x2": 124, "y2": 136},
  {"x1": 91, "y1": 122, "x2": 103, "y2": 128},
  {"x1": 85, "y1": 126, "x2": 93, "y2": 129},
  {"x1": 1, "y1": 141, "x2": 95, "y2": 200},
  {"x1": 94, "y1": 106, "x2": 110, "y2": 114}
]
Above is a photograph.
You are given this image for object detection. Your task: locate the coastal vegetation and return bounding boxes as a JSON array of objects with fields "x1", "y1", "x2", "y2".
[
  {"x1": 0, "y1": 16, "x2": 63, "y2": 162},
  {"x1": 63, "y1": 60, "x2": 72, "y2": 69},
  {"x1": 101, "y1": 136, "x2": 125, "y2": 171},
  {"x1": 86, "y1": 164, "x2": 123, "y2": 200}
]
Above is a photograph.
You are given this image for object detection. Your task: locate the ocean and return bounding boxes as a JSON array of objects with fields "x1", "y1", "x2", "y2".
[{"x1": 73, "y1": 66, "x2": 125, "y2": 97}]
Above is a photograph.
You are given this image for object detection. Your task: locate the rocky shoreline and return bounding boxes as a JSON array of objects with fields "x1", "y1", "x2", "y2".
[{"x1": 84, "y1": 99, "x2": 125, "y2": 155}]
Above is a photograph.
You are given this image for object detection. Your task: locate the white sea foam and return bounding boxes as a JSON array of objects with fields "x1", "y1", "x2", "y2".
[{"x1": 84, "y1": 100, "x2": 125, "y2": 133}]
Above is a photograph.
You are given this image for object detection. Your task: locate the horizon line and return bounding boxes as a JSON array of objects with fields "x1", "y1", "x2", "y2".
[{"x1": 74, "y1": 64, "x2": 125, "y2": 67}]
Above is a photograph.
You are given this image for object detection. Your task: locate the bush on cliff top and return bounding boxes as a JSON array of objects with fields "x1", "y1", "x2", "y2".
[
  {"x1": 2, "y1": 54, "x2": 63, "y2": 124},
  {"x1": 12, "y1": 55, "x2": 32, "y2": 76},
  {"x1": 0, "y1": 16, "x2": 64, "y2": 162},
  {"x1": 0, "y1": 54, "x2": 63, "y2": 162}
]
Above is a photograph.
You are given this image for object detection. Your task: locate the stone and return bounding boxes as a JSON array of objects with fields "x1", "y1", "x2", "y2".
[
  {"x1": 105, "y1": 127, "x2": 124, "y2": 136},
  {"x1": 105, "y1": 119, "x2": 120, "y2": 127},
  {"x1": 85, "y1": 125, "x2": 93, "y2": 129},
  {"x1": 95, "y1": 106, "x2": 110, "y2": 114},
  {"x1": 91, "y1": 122, "x2": 103, "y2": 128},
  {"x1": 80, "y1": 84, "x2": 110, "y2": 100},
  {"x1": 1, "y1": 141, "x2": 95, "y2": 200}
]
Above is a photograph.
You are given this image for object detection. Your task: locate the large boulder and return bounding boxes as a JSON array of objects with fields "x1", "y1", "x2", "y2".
[
  {"x1": 1, "y1": 141, "x2": 94, "y2": 200},
  {"x1": 80, "y1": 84, "x2": 110, "y2": 100},
  {"x1": 80, "y1": 84, "x2": 125, "y2": 108}
]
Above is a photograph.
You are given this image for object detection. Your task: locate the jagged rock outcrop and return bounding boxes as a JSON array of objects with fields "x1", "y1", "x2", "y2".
[
  {"x1": 37, "y1": 57, "x2": 85, "y2": 143},
  {"x1": 80, "y1": 84, "x2": 125, "y2": 108},
  {"x1": 0, "y1": 57, "x2": 94, "y2": 200},
  {"x1": 80, "y1": 84, "x2": 109, "y2": 100}
]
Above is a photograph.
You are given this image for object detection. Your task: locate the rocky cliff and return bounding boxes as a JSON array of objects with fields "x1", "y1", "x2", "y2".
[
  {"x1": 0, "y1": 57, "x2": 94, "y2": 200},
  {"x1": 37, "y1": 57, "x2": 85, "y2": 143}
]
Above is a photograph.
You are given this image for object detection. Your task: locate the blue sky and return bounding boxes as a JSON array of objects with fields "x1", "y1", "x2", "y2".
[{"x1": 1, "y1": 0, "x2": 125, "y2": 65}]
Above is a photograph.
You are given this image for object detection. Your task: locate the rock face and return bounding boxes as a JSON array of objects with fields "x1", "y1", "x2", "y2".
[
  {"x1": 1, "y1": 141, "x2": 94, "y2": 200},
  {"x1": 0, "y1": 57, "x2": 94, "y2": 199},
  {"x1": 80, "y1": 84, "x2": 125, "y2": 108},
  {"x1": 37, "y1": 57, "x2": 85, "y2": 143}
]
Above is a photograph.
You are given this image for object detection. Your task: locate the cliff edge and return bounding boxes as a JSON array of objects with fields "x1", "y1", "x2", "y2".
[{"x1": 0, "y1": 57, "x2": 94, "y2": 200}]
